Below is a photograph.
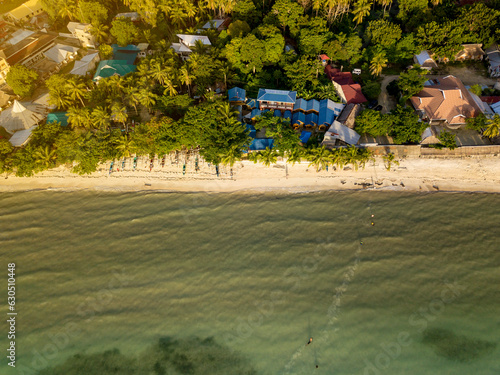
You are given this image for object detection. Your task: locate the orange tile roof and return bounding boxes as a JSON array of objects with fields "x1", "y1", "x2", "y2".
[{"x1": 410, "y1": 75, "x2": 480, "y2": 125}]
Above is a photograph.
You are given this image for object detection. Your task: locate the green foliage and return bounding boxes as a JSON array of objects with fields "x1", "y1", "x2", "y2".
[
  {"x1": 389, "y1": 105, "x2": 426, "y2": 144},
  {"x1": 469, "y1": 84, "x2": 483, "y2": 97},
  {"x1": 297, "y1": 17, "x2": 331, "y2": 56},
  {"x1": 98, "y1": 44, "x2": 114, "y2": 60},
  {"x1": 483, "y1": 114, "x2": 500, "y2": 138},
  {"x1": 228, "y1": 20, "x2": 251, "y2": 38},
  {"x1": 362, "y1": 81, "x2": 381, "y2": 101},
  {"x1": 366, "y1": 20, "x2": 402, "y2": 48},
  {"x1": 283, "y1": 56, "x2": 322, "y2": 91},
  {"x1": 111, "y1": 17, "x2": 140, "y2": 46},
  {"x1": 255, "y1": 25, "x2": 285, "y2": 65},
  {"x1": 266, "y1": 0, "x2": 304, "y2": 37},
  {"x1": 416, "y1": 20, "x2": 465, "y2": 59},
  {"x1": 254, "y1": 112, "x2": 300, "y2": 153},
  {"x1": 79, "y1": 1, "x2": 108, "y2": 25},
  {"x1": 355, "y1": 109, "x2": 392, "y2": 137},
  {"x1": 397, "y1": 66, "x2": 429, "y2": 101},
  {"x1": 465, "y1": 113, "x2": 486, "y2": 131},
  {"x1": 437, "y1": 130, "x2": 457, "y2": 150},
  {"x1": 388, "y1": 34, "x2": 419, "y2": 64},
  {"x1": 5, "y1": 65, "x2": 38, "y2": 98},
  {"x1": 232, "y1": 0, "x2": 262, "y2": 27},
  {"x1": 224, "y1": 35, "x2": 266, "y2": 74},
  {"x1": 459, "y1": 3, "x2": 500, "y2": 46},
  {"x1": 182, "y1": 101, "x2": 250, "y2": 165},
  {"x1": 397, "y1": 0, "x2": 428, "y2": 22},
  {"x1": 383, "y1": 152, "x2": 399, "y2": 171},
  {"x1": 323, "y1": 33, "x2": 363, "y2": 64}
]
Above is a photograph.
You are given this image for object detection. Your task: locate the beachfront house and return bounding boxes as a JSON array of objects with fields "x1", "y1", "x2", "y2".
[
  {"x1": 257, "y1": 89, "x2": 297, "y2": 111},
  {"x1": 410, "y1": 75, "x2": 481, "y2": 129},
  {"x1": 413, "y1": 51, "x2": 438, "y2": 70}
]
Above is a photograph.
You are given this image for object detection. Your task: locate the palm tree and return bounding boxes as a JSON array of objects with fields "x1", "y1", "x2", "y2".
[
  {"x1": 57, "y1": 0, "x2": 77, "y2": 20},
  {"x1": 33, "y1": 146, "x2": 57, "y2": 169},
  {"x1": 218, "y1": 102, "x2": 239, "y2": 120},
  {"x1": 115, "y1": 134, "x2": 136, "y2": 158},
  {"x1": 220, "y1": 144, "x2": 242, "y2": 167},
  {"x1": 178, "y1": 65, "x2": 194, "y2": 96},
  {"x1": 149, "y1": 60, "x2": 171, "y2": 86},
  {"x1": 286, "y1": 148, "x2": 304, "y2": 166},
  {"x1": 67, "y1": 107, "x2": 91, "y2": 130},
  {"x1": 138, "y1": 89, "x2": 157, "y2": 110},
  {"x1": 257, "y1": 147, "x2": 278, "y2": 167},
  {"x1": 49, "y1": 90, "x2": 71, "y2": 109},
  {"x1": 370, "y1": 51, "x2": 388, "y2": 76},
  {"x1": 65, "y1": 78, "x2": 87, "y2": 106},
  {"x1": 307, "y1": 146, "x2": 331, "y2": 172},
  {"x1": 483, "y1": 114, "x2": 500, "y2": 138},
  {"x1": 218, "y1": 61, "x2": 233, "y2": 90},
  {"x1": 111, "y1": 102, "x2": 128, "y2": 128},
  {"x1": 90, "y1": 23, "x2": 109, "y2": 44},
  {"x1": 125, "y1": 86, "x2": 141, "y2": 115},
  {"x1": 357, "y1": 148, "x2": 372, "y2": 169},
  {"x1": 352, "y1": 0, "x2": 372, "y2": 25},
  {"x1": 376, "y1": 0, "x2": 393, "y2": 13},
  {"x1": 383, "y1": 152, "x2": 399, "y2": 171},
  {"x1": 91, "y1": 107, "x2": 110, "y2": 130}
]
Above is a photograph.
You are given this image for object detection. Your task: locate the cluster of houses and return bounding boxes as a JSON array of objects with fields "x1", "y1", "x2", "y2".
[{"x1": 228, "y1": 86, "x2": 362, "y2": 150}]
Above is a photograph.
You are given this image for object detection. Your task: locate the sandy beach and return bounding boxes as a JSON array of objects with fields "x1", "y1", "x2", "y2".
[{"x1": 1, "y1": 155, "x2": 499, "y2": 194}]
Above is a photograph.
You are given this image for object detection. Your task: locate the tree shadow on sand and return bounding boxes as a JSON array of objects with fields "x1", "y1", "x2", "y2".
[
  {"x1": 422, "y1": 328, "x2": 497, "y2": 363},
  {"x1": 37, "y1": 336, "x2": 257, "y2": 375}
]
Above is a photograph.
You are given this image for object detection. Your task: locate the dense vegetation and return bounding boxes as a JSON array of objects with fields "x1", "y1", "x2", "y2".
[{"x1": 3, "y1": 0, "x2": 500, "y2": 176}]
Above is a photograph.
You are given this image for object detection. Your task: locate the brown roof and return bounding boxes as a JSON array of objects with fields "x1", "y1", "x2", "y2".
[
  {"x1": 410, "y1": 75, "x2": 481, "y2": 125},
  {"x1": 324, "y1": 66, "x2": 367, "y2": 104},
  {"x1": 3, "y1": 32, "x2": 57, "y2": 65}
]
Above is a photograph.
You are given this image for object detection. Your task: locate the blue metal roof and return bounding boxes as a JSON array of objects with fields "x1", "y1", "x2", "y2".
[
  {"x1": 318, "y1": 107, "x2": 335, "y2": 125},
  {"x1": 228, "y1": 87, "x2": 246, "y2": 102},
  {"x1": 306, "y1": 99, "x2": 320, "y2": 112},
  {"x1": 257, "y1": 88, "x2": 297, "y2": 104},
  {"x1": 283, "y1": 110, "x2": 292, "y2": 120},
  {"x1": 245, "y1": 124, "x2": 256, "y2": 138},
  {"x1": 294, "y1": 98, "x2": 308, "y2": 111},
  {"x1": 250, "y1": 108, "x2": 262, "y2": 118},
  {"x1": 111, "y1": 45, "x2": 139, "y2": 65},
  {"x1": 47, "y1": 112, "x2": 68, "y2": 127},
  {"x1": 292, "y1": 112, "x2": 306, "y2": 124},
  {"x1": 300, "y1": 131, "x2": 312, "y2": 143},
  {"x1": 245, "y1": 98, "x2": 257, "y2": 108},
  {"x1": 320, "y1": 99, "x2": 344, "y2": 116},
  {"x1": 273, "y1": 109, "x2": 282, "y2": 117},
  {"x1": 249, "y1": 138, "x2": 274, "y2": 151},
  {"x1": 305, "y1": 113, "x2": 318, "y2": 125}
]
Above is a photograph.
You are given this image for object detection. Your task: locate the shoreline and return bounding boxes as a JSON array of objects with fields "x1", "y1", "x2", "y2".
[{"x1": 1, "y1": 156, "x2": 500, "y2": 194}]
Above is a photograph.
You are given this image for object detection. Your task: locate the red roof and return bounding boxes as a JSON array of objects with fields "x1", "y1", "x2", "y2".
[
  {"x1": 480, "y1": 96, "x2": 500, "y2": 104},
  {"x1": 319, "y1": 54, "x2": 330, "y2": 61},
  {"x1": 325, "y1": 65, "x2": 367, "y2": 104}
]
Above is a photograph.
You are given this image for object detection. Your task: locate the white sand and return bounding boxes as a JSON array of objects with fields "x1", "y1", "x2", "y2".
[{"x1": 1, "y1": 155, "x2": 499, "y2": 194}]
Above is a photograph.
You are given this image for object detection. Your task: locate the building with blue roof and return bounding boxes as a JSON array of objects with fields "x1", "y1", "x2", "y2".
[
  {"x1": 292, "y1": 111, "x2": 306, "y2": 125},
  {"x1": 46, "y1": 112, "x2": 68, "y2": 127},
  {"x1": 245, "y1": 98, "x2": 257, "y2": 109},
  {"x1": 93, "y1": 60, "x2": 136, "y2": 81},
  {"x1": 305, "y1": 113, "x2": 318, "y2": 126},
  {"x1": 300, "y1": 131, "x2": 312, "y2": 143},
  {"x1": 228, "y1": 87, "x2": 246, "y2": 103},
  {"x1": 111, "y1": 44, "x2": 140, "y2": 64},
  {"x1": 257, "y1": 88, "x2": 297, "y2": 111},
  {"x1": 318, "y1": 99, "x2": 345, "y2": 126},
  {"x1": 273, "y1": 109, "x2": 282, "y2": 117},
  {"x1": 306, "y1": 99, "x2": 320, "y2": 113},
  {"x1": 294, "y1": 98, "x2": 308, "y2": 112},
  {"x1": 283, "y1": 110, "x2": 292, "y2": 120}
]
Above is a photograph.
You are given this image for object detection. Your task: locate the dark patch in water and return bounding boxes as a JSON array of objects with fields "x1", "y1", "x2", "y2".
[
  {"x1": 37, "y1": 336, "x2": 257, "y2": 375},
  {"x1": 422, "y1": 328, "x2": 496, "y2": 362}
]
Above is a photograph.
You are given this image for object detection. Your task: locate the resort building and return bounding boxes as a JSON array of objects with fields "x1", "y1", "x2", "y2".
[
  {"x1": 228, "y1": 87, "x2": 246, "y2": 104},
  {"x1": 322, "y1": 120, "x2": 361, "y2": 147},
  {"x1": 70, "y1": 52, "x2": 100, "y2": 76},
  {"x1": 67, "y1": 22, "x2": 96, "y2": 48},
  {"x1": 257, "y1": 89, "x2": 297, "y2": 111},
  {"x1": 43, "y1": 43, "x2": 79, "y2": 65},
  {"x1": 413, "y1": 51, "x2": 438, "y2": 70},
  {"x1": 171, "y1": 35, "x2": 211, "y2": 60},
  {"x1": 325, "y1": 66, "x2": 367, "y2": 105},
  {"x1": 5, "y1": 0, "x2": 44, "y2": 23},
  {"x1": 0, "y1": 30, "x2": 58, "y2": 85},
  {"x1": 93, "y1": 60, "x2": 136, "y2": 82},
  {"x1": 410, "y1": 75, "x2": 481, "y2": 129}
]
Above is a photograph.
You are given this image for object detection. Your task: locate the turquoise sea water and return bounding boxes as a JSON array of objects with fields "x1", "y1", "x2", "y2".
[{"x1": 0, "y1": 191, "x2": 499, "y2": 374}]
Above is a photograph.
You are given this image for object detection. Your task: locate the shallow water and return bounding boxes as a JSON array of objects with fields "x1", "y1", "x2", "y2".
[{"x1": 0, "y1": 191, "x2": 499, "y2": 374}]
